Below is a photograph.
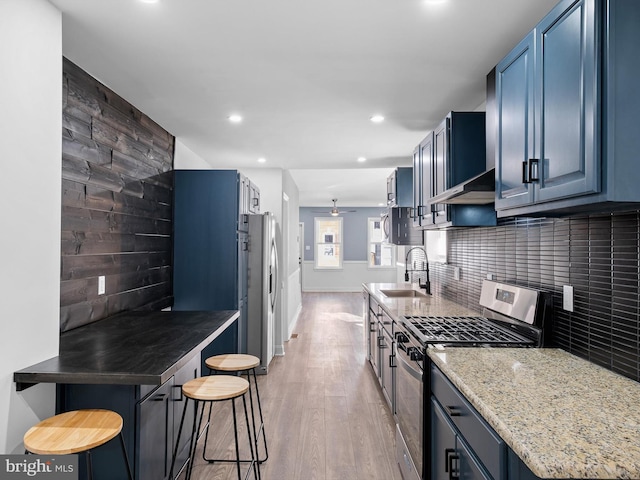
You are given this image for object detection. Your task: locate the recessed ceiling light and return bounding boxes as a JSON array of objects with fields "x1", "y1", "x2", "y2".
[
  {"x1": 357, "y1": 157, "x2": 367, "y2": 163},
  {"x1": 370, "y1": 115, "x2": 385, "y2": 123},
  {"x1": 228, "y1": 114, "x2": 243, "y2": 124},
  {"x1": 257, "y1": 157, "x2": 266, "y2": 163},
  {"x1": 139, "y1": 0, "x2": 160, "y2": 3}
]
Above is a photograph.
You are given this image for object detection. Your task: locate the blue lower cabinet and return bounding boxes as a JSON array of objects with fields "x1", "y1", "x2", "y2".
[
  {"x1": 431, "y1": 399, "x2": 494, "y2": 480},
  {"x1": 431, "y1": 398, "x2": 457, "y2": 480},
  {"x1": 430, "y1": 362, "x2": 544, "y2": 480},
  {"x1": 431, "y1": 363, "x2": 506, "y2": 480}
]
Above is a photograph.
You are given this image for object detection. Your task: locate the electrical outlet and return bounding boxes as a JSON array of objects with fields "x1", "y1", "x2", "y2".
[
  {"x1": 487, "y1": 273, "x2": 496, "y2": 281},
  {"x1": 453, "y1": 267, "x2": 461, "y2": 281},
  {"x1": 98, "y1": 275, "x2": 106, "y2": 295},
  {"x1": 563, "y1": 285, "x2": 574, "y2": 312}
]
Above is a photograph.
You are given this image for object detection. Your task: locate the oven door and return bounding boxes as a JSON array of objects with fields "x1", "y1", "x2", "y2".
[{"x1": 395, "y1": 334, "x2": 424, "y2": 480}]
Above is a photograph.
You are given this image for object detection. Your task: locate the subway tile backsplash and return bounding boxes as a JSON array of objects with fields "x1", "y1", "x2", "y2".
[{"x1": 429, "y1": 211, "x2": 640, "y2": 382}]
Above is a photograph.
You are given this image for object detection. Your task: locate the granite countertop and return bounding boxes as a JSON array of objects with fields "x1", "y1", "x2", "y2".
[
  {"x1": 363, "y1": 282, "x2": 478, "y2": 319},
  {"x1": 429, "y1": 347, "x2": 640, "y2": 479},
  {"x1": 14, "y1": 310, "x2": 239, "y2": 390}
]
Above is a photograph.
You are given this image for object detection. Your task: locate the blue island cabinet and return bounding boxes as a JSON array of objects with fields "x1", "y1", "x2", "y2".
[
  {"x1": 173, "y1": 170, "x2": 260, "y2": 370},
  {"x1": 58, "y1": 354, "x2": 200, "y2": 480},
  {"x1": 495, "y1": 0, "x2": 640, "y2": 217}
]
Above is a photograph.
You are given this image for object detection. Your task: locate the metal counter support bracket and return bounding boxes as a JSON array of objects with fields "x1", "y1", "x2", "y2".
[{"x1": 15, "y1": 382, "x2": 37, "y2": 392}]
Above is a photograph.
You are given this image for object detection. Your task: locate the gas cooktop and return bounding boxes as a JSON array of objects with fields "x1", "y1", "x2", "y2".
[
  {"x1": 402, "y1": 315, "x2": 534, "y2": 346},
  {"x1": 398, "y1": 280, "x2": 551, "y2": 348}
]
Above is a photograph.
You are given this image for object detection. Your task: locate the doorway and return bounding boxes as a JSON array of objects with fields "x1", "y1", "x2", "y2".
[{"x1": 298, "y1": 222, "x2": 304, "y2": 292}]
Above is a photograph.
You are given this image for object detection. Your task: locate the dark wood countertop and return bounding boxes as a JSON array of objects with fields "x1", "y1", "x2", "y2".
[{"x1": 14, "y1": 310, "x2": 239, "y2": 390}]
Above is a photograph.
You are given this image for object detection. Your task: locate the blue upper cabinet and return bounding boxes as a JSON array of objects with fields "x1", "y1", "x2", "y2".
[
  {"x1": 413, "y1": 132, "x2": 434, "y2": 227},
  {"x1": 495, "y1": 32, "x2": 536, "y2": 210},
  {"x1": 535, "y1": 0, "x2": 599, "y2": 203},
  {"x1": 432, "y1": 119, "x2": 448, "y2": 226},
  {"x1": 419, "y1": 112, "x2": 496, "y2": 229},
  {"x1": 387, "y1": 167, "x2": 413, "y2": 208},
  {"x1": 496, "y1": 0, "x2": 640, "y2": 217}
]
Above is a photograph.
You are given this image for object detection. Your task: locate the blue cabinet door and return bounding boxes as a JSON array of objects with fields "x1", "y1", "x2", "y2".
[
  {"x1": 431, "y1": 399, "x2": 457, "y2": 480},
  {"x1": 535, "y1": 0, "x2": 599, "y2": 203},
  {"x1": 456, "y1": 436, "x2": 492, "y2": 480},
  {"x1": 420, "y1": 133, "x2": 435, "y2": 226},
  {"x1": 433, "y1": 118, "x2": 449, "y2": 226},
  {"x1": 495, "y1": 32, "x2": 536, "y2": 210},
  {"x1": 412, "y1": 146, "x2": 422, "y2": 227}
]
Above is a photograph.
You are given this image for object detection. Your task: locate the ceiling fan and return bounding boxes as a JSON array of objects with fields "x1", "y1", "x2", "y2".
[{"x1": 312, "y1": 199, "x2": 357, "y2": 216}]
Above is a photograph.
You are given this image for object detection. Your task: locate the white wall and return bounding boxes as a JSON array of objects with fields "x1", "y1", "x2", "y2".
[
  {"x1": 174, "y1": 139, "x2": 212, "y2": 169},
  {"x1": 282, "y1": 171, "x2": 301, "y2": 343},
  {"x1": 0, "y1": 0, "x2": 62, "y2": 454}
]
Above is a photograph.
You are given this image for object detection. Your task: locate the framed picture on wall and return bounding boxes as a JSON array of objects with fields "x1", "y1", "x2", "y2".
[{"x1": 324, "y1": 234, "x2": 333, "y2": 243}]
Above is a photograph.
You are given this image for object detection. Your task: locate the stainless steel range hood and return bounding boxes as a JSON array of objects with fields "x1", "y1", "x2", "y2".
[{"x1": 430, "y1": 168, "x2": 495, "y2": 204}]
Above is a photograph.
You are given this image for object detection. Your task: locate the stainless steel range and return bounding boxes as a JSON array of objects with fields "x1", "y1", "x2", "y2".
[{"x1": 394, "y1": 280, "x2": 551, "y2": 480}]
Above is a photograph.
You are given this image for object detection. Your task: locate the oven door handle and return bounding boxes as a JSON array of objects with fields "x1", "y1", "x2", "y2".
[{"x1": 396, "y1": 351, "x2": 423, "y2": 381}]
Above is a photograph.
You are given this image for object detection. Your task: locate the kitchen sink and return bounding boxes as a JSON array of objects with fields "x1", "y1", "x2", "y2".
[{"x1": 380, "y1": 289, "x2": 428, "y2": 298}]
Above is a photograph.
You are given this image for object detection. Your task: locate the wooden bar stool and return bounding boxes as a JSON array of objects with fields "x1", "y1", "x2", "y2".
[
  {"x1": 23, "y1": 409, "x2": 133, "y2": 480},
  {"x1": 205, "y1": 354, "x2": 269, "y2": 464},
  {"x1": 170, "y1": 375, "x2": 258, "y2": 480}
]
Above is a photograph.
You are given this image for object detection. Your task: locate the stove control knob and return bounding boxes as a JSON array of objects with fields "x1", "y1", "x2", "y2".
[
  {"x1": 407, "y1": 347, "x2": 424, "y2": 362},
  {"x1": 395, "y1": 332, "x2": 409, "y2": 344}
]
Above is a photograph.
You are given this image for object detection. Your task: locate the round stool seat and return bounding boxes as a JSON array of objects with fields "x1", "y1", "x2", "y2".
[
  {"x1": 205, "y1": 354, "x2": 260, "y2": 372},
  {"x1": 183, "y1": 375, "x2": 249, "y2": 401},
  {"x1": 24, "y1": 409, "x2": 123, "y2": 455}
]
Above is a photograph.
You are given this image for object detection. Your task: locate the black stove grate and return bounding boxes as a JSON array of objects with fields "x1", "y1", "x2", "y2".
[{"x1": 402, "y1": 315, "x2": 533, "y2": 345}]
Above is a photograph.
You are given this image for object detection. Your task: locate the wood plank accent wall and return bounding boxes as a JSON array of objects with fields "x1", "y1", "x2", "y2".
[
  {"x1": 60, "y1": 58, "x2": 174, "y2": 332},
  {"x1": 429, "y1": 211, "x2": 640, "y2": 382}
]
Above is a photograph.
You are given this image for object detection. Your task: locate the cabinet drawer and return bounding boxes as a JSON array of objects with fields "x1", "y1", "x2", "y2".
[{"x1": 431, "y1": 364, "x2": 505, "y2": 480}]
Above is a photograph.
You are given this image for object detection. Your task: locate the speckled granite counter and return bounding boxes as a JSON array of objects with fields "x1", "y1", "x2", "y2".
[
  {"x1": 363, "y1": 283, "x2": 478, "y2": 318},
  {"x1": 429, "y1": 347, "x2": 640, "y2": 479}
]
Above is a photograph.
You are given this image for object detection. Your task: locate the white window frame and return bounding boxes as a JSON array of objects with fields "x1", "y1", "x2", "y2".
[
  {"x1": 367, "y1": 217, "x2": 395, "y2": 268},
  {"x1": 314, "y1": 217, "x2": 343, "y2": 269}
]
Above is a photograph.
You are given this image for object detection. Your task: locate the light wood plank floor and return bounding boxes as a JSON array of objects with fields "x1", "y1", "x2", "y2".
[{"x1": 182, "y1": 292, "x2": 402, "y2": 480}]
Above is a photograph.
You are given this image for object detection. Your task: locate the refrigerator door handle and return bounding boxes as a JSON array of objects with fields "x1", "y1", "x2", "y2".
[{"x1": 270, "y1": 237, "x2": 279, "y2": 312}]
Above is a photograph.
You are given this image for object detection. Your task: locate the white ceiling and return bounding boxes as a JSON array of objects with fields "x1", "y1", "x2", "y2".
[{"x1": 49, "y1": 0, "x2": 558, "y2": 207}]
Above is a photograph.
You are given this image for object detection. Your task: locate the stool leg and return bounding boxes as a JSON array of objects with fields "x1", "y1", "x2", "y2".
[
  {"x1": 231, "y1": 398, "x2": 242, "y2": 480},
  {"x1": 118, "y1": 432, "x2": 134, "y2": 480},
  {"x1": 202, "y1": 401, "x2": 215, "y2": 463},
  {"x1": 185, "y1": 401, "x2": 205, "y2": 480},
  {"x1": 242, "y1": 393, "x2": 260, "y2": 480},
  {"x1": 250, "y1": 368, "x2": 269, "y2": 463},
  {"x1": 86, "y1": 450, "x2": 93, "y2": 480},
  {"x1": 170, "y1": 396, "x2": 189, "y2": 480}
]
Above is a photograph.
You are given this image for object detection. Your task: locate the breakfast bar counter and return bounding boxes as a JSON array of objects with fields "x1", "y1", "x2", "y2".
[{"x1": 14, "y1": 310, "x2": 239, "y2": 390}]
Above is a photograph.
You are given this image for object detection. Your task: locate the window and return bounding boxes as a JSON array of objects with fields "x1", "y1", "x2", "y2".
[
  {"x1": 368, "y1": 217, "x2": 394, "y2": 268},
  {"x1": 315, "y1": 217, "x2": 343, "y2": 269}
]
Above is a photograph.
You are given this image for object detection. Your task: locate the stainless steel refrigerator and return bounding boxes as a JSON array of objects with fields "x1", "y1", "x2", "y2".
[{"x1": 247, "y1": 212, "x2": 279, "y2": 374}]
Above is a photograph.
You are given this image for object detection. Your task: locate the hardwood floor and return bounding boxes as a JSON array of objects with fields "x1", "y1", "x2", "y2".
[{"x1": 183, "y1": 292, "x2": 402, "y2": 480}]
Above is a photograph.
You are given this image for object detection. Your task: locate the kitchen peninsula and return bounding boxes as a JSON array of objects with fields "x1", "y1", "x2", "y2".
[{"x1": 14, "y1": 310, "x2": 239, "y2": 480}]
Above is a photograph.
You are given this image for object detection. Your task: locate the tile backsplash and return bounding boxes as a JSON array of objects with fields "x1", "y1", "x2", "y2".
[{"x1": 429, "y1": 211, "x2": 640, "y2": 382}]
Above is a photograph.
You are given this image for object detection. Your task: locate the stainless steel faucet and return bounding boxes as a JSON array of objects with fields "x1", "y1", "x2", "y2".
[{"x1": 404, "y1": 246, "x2": 431, "y2": 295}]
